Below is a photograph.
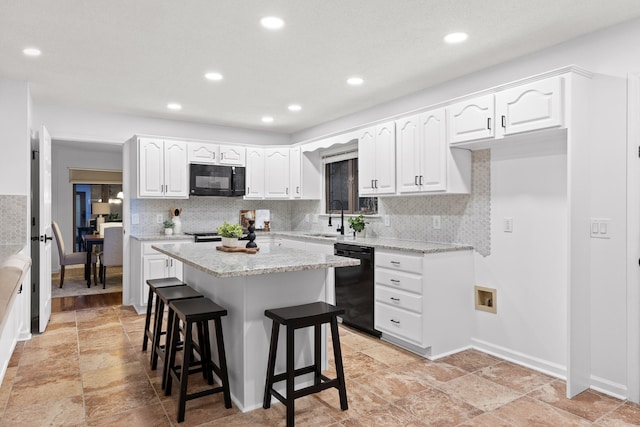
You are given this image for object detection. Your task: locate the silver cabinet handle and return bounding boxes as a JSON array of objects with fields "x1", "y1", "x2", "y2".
[
  {"x1": 375, "y1": 179, "x2": 378, "y2": 188},
  {"x1": 221, "y1": 153, "x2": 224, "y2": 160},
  {"x1": 390, "y1": 319, "x2": 400, "y2": 324},
  {"x1": 487, "y1": 117, "x2": 491, "y2": 130},
  {"x1": 390, "y1": 261, "x2": 401, "y2": 265},
  {"x1": 419, "y1": 175, "x2": 424, "y2": 185},
  {"x1": 371, "y1": 179, "x2": 374, "y2": 189},
  {"x1": 286, "y1": 187, "x2": 289, "y2": 195},
  {"x1": 501, "y1": 115, "x2": 506, "y2": 128},
  {"x1": 296, "y1": 186, "x2": 300, "y2": 194},
  {"x1": 212, "y1": 152, "x2": 216, "y2": 159},
  {"x1": 414, "y1": 176, "x2": 419, "y2": 185},
  {"x1": 165, "y1": 259, "x2": 169, "y2": 267},
  {"x1": 389, "y1": 279, "x2": 400, "y2": 284},
  {"x1": 390, "y1": 297, "x2": 400, "y2": 302}
]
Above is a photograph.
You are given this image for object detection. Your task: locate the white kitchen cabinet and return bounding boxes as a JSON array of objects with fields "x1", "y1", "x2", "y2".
[
  {"x1": 264, "y1": 147, "x2": 290, "y2": 198},
  {"x1": 219, "y1": 145, "x2": 246, "y2": 166},
  {"x1": 130, "y1": 239, "x2": 186, "y2": 313},
  {"x1": 245, "y1": 147, "x2": 265, "y2": 198},
  {"x1": 396, "y1": 109, "x2": 471, "y2": 194},
  {"x1": 358, "y1": 121, "x2": 396, "y2": 195},
  {"x1": 495, "y1": 76, "x2": 563, "y2": 137},
  {"x1": 137, "y1": 137, "x2": 189, "y2": 199},
  {"x1": 188, "y1": 142, "x2": 218, "y2": 164},
  {"x1": 448, "y1": 94, "x2": 495, "y2": 144},
  {"x1": 374, "y1": 249, "x2": 473, "y2": 359},
  {"x1": 290, "y1": 146, "x2": 302, "y2": 198}
]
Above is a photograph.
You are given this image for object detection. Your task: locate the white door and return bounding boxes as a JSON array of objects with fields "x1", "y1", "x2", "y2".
[
  {"x1": 264, "y1": 148, "x2": 290, "y2": 198},
  {"x1": 374, "y1": 122, "x2": 396, "y2": 194},
  {"x1": 39, "y1": 126, "x2": 52, "y2": 332},
  {"x1": 448, "y1": 94, "x2": 495, "y2": 144},
  {"x1": 357, "y1": 127, "x2": 377, "y2": 195},
  {"x1": 420, "y1": 109, "x2": 447, "y2": 191},
  {"x1": 138, "y1": 138, "x2": 165, "y2": 197},
  {"x1": 163, "y1": 140, "x2": 189, "y2": 198},
  {"x1": 396, "y1": 115, "x2": 421, "y2": 193}
]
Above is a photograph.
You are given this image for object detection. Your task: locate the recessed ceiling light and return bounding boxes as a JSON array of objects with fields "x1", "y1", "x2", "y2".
[
  {"x1": 347, "y1": 77, "x2": 364, "y2": 86},
  {"x1": 167, "y1": 103, "x2": 182, "y2": 110},
  {"x1": 444, "y1": 32, "x2": 468, "y2": 44},
  {"x1": 288, "y1": 104, "x2": 302, "y2": 112},
  {"x1": 262, "y1": 116, "x2": 274, "y2": 123},
  {"x1": 23, "y1": 47, "x2": 41, "y2": 57},
  {"x1": 204, "y1": 72, "x2": 223, "y2": 81},
  {"x1": 260, "y1": 16, "x2": 285, "y2": 30}
]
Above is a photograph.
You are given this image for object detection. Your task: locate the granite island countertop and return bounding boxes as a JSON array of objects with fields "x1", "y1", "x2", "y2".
[
  {"x1": 152, "y1": 242, "x2": 360, "y2": 278},
  {"x1": 130, "y1": 234, "x2": 194, "y2": 242},
  {"x1": 270, "y1": 231, "x2": 473, "y2": 254},
  {"x1": 0, "y1": 245, "x2": 27, "y2": 265}
]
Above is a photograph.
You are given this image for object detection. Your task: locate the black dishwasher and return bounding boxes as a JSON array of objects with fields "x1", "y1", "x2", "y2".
[{"x1": 334, "y1": 243, "x2": 380, "y2": 337}]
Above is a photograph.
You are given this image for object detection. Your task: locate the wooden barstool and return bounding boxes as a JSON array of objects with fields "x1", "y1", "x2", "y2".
[
  {"x1": 142, "y1": 277, "x2": 185, "y2": 353},
  {"x1": 151, "y1": 285, "x2": 203, "y2": 381},
  {"x1": 263, "y1": 301, "x2": 348, "y2": 427},
  {"x1": 165, "y1": 297, "x2": 232, "y2": 423}
]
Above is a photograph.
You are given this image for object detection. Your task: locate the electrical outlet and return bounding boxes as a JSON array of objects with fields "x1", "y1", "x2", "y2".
[
  {"x1": 132, "y1": 214, "x2": 139, "y2": 225},
  {"x1": 384, "y1": 215, "x2": 390, "y2": 227},
  {"x1": 432, "y1": 215, "x2": 441, "y2": 230},
  {"x1": 156, "y1": 214, "x2": 163, "y2": 224},
  {"x1": 503, "y1": 217, "x2": 513, "y2": 233}
]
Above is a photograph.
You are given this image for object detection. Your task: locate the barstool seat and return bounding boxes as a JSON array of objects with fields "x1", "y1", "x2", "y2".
[
  {"x1": 165, "y1": 297, "x2": 232, "y2": 423},
  {"x1": 142, "y1": 277, "x2": 186, "y2": 353},
  {"x1": 151, "y1": 285, "x2": 203, "y2": 381},
  {"x1": 263, "y1": 301, "x2": 348, "y2": 427}
]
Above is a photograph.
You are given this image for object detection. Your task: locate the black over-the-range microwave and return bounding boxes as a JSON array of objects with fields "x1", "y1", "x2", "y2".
[{"x1": 189, "y1": 163, "x2": 246, "y2": 197}]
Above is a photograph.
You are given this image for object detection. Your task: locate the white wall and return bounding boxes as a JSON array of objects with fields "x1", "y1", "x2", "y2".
[
  {"x1": 0, "y1": 79, "x2": 31, "y2": 196},
  {"x1": 50, "y1": 142, "x2": 123, "y2": 271},
  {"x1": 473, "y1": 138, "x2": 568, "y2": 377},
  {"x1": 32, "y1": 103, "x2": 290, "y2": 146}
]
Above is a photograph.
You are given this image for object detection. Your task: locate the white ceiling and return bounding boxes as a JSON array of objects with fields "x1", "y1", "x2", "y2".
[{"x1": 2, "y1": 0, "x2": 640, "y2": 135}]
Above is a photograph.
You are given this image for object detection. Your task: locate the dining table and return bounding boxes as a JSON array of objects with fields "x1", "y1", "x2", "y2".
[{"x1": 81, "y1": 234, "x2": 103, "y2": 287}]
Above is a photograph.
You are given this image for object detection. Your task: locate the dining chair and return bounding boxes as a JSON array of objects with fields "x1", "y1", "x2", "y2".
[
  {"x1": 99, "y1": 226, "x2": 123, "y2": 288},
  {"x1": 52, "y1": 220, "x2": 98, "y2": 288}
]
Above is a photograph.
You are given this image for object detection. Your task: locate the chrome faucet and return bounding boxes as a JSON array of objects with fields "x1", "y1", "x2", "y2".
[{"x1": 328, "y1": 200, "x2": 345, "y2": 235}]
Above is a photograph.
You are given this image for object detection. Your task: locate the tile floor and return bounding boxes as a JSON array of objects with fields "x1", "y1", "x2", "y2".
[{"x1": 1, "y1": 303, "x2": 640, "y2": 426}]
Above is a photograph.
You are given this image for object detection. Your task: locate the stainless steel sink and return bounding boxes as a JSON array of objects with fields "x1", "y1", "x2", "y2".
[{"x1": 303, "y1": 233, "x2": 340, "y2": 238}]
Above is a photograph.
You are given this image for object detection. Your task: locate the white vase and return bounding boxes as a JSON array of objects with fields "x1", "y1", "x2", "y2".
[
  {"x1": 164, "y1": 228, "x2": 173, "y2": 235},
  {"x1": 221, "y1": 237, "x2": 239, "y2": 248},
  {"x1": 172, "y1": 216, "x2": 182, "y2": 234}
]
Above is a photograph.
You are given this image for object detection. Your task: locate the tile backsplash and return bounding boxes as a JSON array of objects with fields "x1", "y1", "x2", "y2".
[
  {"x1": 130, "y1": 150, "x2": 491, "y2": 256},
  {"x1": 0, "y1": 195, "x2": 28, "y2": 245}
]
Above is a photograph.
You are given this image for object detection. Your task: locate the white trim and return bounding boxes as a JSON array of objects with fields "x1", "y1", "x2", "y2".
[
  {"x1": 627, "y1": 71, "x2": 640, "y2": 403},
  {"x1": 471, "y1": 338, "x2": 566, "y2": 380},
  {"x1": 590, "y1": 375, "x2": 627, "y2": 401}
]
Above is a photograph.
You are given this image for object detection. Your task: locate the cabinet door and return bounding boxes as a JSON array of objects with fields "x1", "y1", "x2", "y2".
[
  {"x1": 219, "y1": 145, "x2": 246, "y2": 166},
  {"x1": 138, "y1": 138, "x2": 165, "y2": 197},
  {"x1": 167, "y1": 257, "x2": 183, "y2": 280},
  {"x1": 264, "y1": 148, "x2": 290, "y2": 198},
  {"x1": 448, "y1": 94, "x2": 495, "y2": 144},
  {"x1": 143, "y1": 254, "x2": 169, "y2": 281},
  {"x1": 357, "y1": 127, "x2": 376, "y2": 195},
  {"x1": 245, "y1": 147, "x2": 265, "y2": 198},
  {"x1": 373, "y1": 122, "x2": 396, "y2": 194},
  {"x1": 163, "y1": 140, "x2": 189, "y2": 198},
  {"x1": 289, "y1": 146, "x2": 302, "y2": 198},
  {"x1": 419, "y1": 109, "x2": 447, "y2": 192},
  {"x1": 496, "y1": 76, "x2": 563, "y2": 136},
  {"x1": 396, "y1": 115, "x2": 421, "y2": 193},
  {"x1": 188, "y1": 142, "x2": 218, "y2": 164}
]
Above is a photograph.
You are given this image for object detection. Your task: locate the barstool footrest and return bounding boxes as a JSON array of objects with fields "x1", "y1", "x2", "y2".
[{"x1": 271, "y1": 365, "x2": 317, "y2": 383}]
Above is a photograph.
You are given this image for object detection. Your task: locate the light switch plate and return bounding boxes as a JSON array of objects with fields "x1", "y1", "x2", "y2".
[
  {"x1": 384, "y1": 215, "x2": 390, "y2": 227},
  {"x1": 156, "y1": 214, "x2": 163, "y2": 224},
  {"x1": 591, "y1": 218, "x2": 611, "y2": 239}
]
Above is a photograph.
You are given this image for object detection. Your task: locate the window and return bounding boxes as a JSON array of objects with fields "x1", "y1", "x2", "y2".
[{"x1": 325, "y1": 158, "x2": 377, "y2": 215}]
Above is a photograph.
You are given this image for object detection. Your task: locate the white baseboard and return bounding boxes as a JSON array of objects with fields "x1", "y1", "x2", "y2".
[
  {"x1": 471, "y1": 338, "x2": 566, "y2": 380},
  {"x1": 590, "y1": 375, "x2": 627, "y2": 400}
]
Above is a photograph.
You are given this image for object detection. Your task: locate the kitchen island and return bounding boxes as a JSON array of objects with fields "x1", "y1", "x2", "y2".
[{"x1": 151, "y1": 241, "x2": 359, "y2": 412}]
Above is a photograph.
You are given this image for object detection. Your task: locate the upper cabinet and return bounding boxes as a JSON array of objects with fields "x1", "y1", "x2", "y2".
[
  {"x1": 448, "y1": 76, "x2": 564, "y2": 146},
  {"x1": 495, "y1": 77, "x2": 563, "y2": 136},
  {"x1": 264, "y1": 148, "x2": 291, "y2": 198},
  {"x1": 448, "y1": 94, "x2": 495, "y2": 144},
  {"x1": 396, "y1": 109, "x2": 471, "y2": 194},
  {"x1": 187, "y1": 142, "x2": 245, "y2": 166},
  {"x1": 245, "y1": 147, "x2": 265, "y2": 198},
  {"x1": 358, "y1": 121, "x2": 396, "y2": 196},
  {"x1": 289, "y1": 146, "x2": 302, "y2": 199},
  {"x1": 136, "y1": 137, "x2": 189, "y2": 199}
]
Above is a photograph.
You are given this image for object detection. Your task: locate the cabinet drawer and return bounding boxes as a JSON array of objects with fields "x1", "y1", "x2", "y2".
[
  {"x1": 376, "y1": 251, "x2": 422, "y2": 274},
  {"x1": 375, "y1": 302, "x2": 423, "y2": 345},
  {"x1": 376, "y1": 285, "x2": 422, "y2": 313},
  {"x1": 376, "y1": 268, "x2": 422, "y2": 294}
]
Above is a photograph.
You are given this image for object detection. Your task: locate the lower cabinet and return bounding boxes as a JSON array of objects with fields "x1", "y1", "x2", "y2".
[
  {"x1": 374, "y1": 248, "x2": 473, "y2": 359},
  {"x1": 130, "y1": 239, "x2": 186, "y2": 312}
]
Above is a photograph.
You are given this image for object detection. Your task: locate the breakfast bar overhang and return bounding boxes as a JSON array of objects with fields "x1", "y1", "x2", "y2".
[{"x1": 151, "y1": 242, "x2": 359, "y2": 412}]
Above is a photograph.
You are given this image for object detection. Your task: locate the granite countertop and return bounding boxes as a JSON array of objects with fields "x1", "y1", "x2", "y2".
[
  {"x1": 130, "y1": 234, "x2": 194, "y2": 242},
  {"x1": 270, "y1": 231, "x2": 473, "y2": 254},
  {"x1": 152, "y1": 242, "x2": 360, "y2": 278}
]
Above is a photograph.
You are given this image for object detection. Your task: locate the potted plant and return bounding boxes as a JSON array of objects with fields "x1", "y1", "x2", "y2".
[
  {"x1": 163, "y1": 219, "x2": 175, "y2": 235},
  {"x1": 348, "y1": 215, "x2": 367, "y2": 238},
  {"x1": 217, "y1": 221, "x2": 244, "y2": 247}
]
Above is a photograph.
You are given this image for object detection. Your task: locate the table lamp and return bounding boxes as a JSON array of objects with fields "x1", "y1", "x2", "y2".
[{"x1": 92, "y1": 202, "x2": 110, "y2": 228}]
